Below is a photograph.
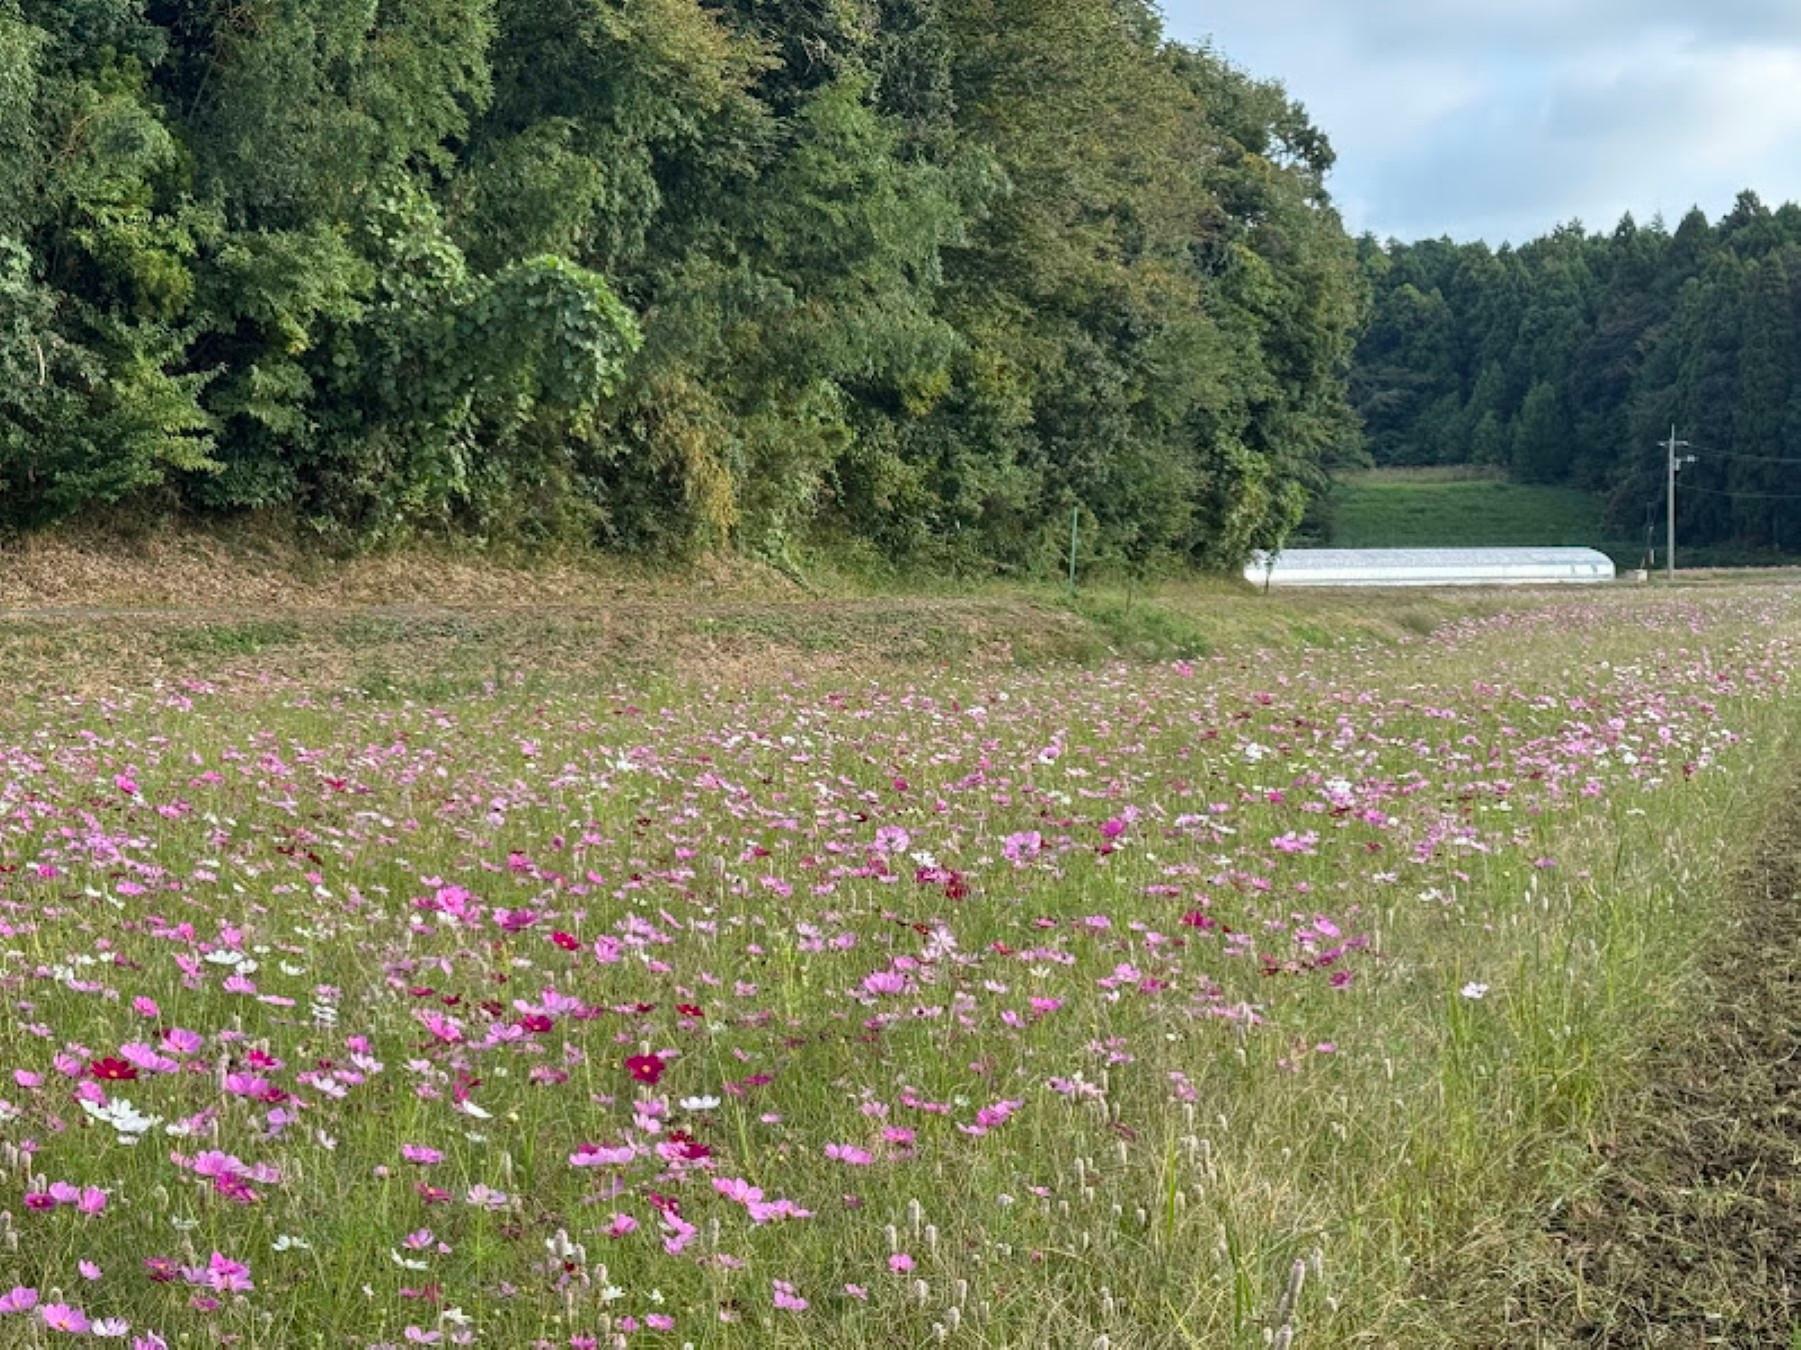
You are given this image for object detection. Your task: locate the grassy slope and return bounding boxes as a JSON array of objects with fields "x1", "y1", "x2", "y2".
[{"x1": 1325, "y1": 472, "x2": 1633, "y2": 559}]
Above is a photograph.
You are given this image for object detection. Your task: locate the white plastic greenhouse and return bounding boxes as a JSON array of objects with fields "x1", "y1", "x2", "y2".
[{"x1": 1244, "y1": 547, "x2": 1617, "y2": 589}]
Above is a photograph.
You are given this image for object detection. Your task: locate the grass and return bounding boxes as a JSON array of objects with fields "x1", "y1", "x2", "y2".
[
  {"x1": 1325, "y1": 470, "x2": 1632, "y2": 559},
  {"x1": 0, "y1": 580, "x2": 1793, "y2": 1346},
  {"x1": 1514, "y1": 788, "x2": 1801, "y2": 1343},
  {"x1": 1322, "y1": 467, "x2": 1801, "y2": 571}
]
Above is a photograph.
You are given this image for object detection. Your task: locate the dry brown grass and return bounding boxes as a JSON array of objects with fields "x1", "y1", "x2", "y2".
[{"x1": 0, "y1": 519, "x2": 804, "y2": 610}]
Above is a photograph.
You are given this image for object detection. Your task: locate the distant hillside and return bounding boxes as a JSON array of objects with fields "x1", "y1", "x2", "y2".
[
  {"x1": 1322, "y1": 470, "x2": 1635, "y2": 561},
  {"x1": 1350, "y1": 197, "x2": 1801, "y2": 557}
]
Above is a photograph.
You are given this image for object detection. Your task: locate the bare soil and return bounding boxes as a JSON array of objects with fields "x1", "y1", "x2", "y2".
[{"x1": 1512, "y1": 803, "x2": 1801, "y2": 1346}]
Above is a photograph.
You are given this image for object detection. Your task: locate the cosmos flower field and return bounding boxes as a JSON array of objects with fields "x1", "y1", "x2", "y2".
[{"x1": 0, "y1": 589, "x2": 1796, "y2": 1348}]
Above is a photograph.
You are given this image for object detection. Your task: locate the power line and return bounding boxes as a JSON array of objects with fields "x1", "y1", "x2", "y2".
[
  {"x1": 1681, "y1": 482, "x2": 1801, "y2": 502},
  {"x1": 1693, "y1": 448, "x2": 1801, "y2": 467}
]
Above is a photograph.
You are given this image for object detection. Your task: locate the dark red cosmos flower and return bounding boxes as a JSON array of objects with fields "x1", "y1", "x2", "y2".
[
  {"x1": 625, "y1": 1053, "x2": 666, "y2": 1085},
  {"x1": 517, "y1": 1014, "x2": 552, "y2": 1035},
  {"x1": 143, "y1": 1256, "x2": 180, "y2": 1283},
  {"x1": 676, "y1": 1003, "x2": 704, "y2": 1019},
  {"x1": 549, "y1": 931, "x2": 580, "y2": 952},
  {"x1": 667, "y1": 1129, "x2": 711, "y2": 1161},
  {"x1": 89, "y1": 1057, "x2": 138, "y2": 1082}
]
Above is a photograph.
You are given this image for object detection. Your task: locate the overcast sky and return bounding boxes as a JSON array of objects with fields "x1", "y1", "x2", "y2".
[{"x1": 1158, "y1": 1, "x2": 1801, "y2": 245}]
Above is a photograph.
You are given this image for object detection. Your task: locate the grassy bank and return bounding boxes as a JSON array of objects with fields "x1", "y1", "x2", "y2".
[{"x1": 1323, "y1": 471, "x2": 1629, "y2": 558}]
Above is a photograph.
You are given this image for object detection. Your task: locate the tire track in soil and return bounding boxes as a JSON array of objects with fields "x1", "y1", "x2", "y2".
[{"x1": 1513, "y1": 804, "x2": 1801, "y2": 1346}]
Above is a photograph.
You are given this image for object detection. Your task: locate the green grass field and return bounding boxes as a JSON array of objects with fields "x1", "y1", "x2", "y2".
[{"x1": 1324, "y1": 471, "x2": 1634, "y2": 560}]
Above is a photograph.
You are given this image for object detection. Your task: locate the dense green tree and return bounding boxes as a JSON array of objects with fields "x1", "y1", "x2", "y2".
[
  {"x1": 1730, "y1": 252, "x2": 1797, "y2": 545},
  {"x1": 0, "y1": 0, "x2": 1368, "y2": 573}
]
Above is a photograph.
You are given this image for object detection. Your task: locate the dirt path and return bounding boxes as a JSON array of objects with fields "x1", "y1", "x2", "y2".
[{"x1": 1517, "y1": 806, "x2": 1801, "y2": 1345}]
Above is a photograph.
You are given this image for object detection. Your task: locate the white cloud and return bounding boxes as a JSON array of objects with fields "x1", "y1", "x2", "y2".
[{"x1": 1158, "y1": 1, "x2": 1801, "y2": 242}]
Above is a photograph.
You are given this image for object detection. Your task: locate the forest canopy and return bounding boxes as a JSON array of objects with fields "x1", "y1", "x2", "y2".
[
  {"x1": 1354, "y1": 192, "x2": 1801, "y2": 554},
  {"x1": 0, "y1": 0, "x2": 1367, "y2": 573}
]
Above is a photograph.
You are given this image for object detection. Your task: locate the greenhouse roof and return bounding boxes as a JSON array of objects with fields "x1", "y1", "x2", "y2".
[
  {"x1": 1252, "y1": 548, "x2": 1612, "y2": 570},
  {"x1": 1245, "y1": 547, "x2": 1616, "y2": 588}
]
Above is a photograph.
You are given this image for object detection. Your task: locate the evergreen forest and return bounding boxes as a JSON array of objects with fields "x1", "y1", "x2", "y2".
[{"x1": 1355, "y1": 192, "x2": 1801, "y2": 555}]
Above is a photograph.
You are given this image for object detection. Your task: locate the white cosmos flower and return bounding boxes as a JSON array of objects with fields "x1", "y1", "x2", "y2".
[
  {"x1": 679, "y1": 1096, "x2": 721, "y2": 1112},
  {"x1": 80, "y1": 1095, "x2": 162, "y2": 1139}
]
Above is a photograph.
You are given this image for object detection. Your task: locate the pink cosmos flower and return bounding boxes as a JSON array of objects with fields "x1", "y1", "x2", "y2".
[
  {"x1": 872, "y1": 825, "x2": 910, "y2": 855},
  {"x1": 569, "y1": 1142, "x2": 637, "y2": 1168},
  {"x1": 161, "y1": 1028, "x2": 203, "y2": 1055},
  {"x1": 1002, "y1": 830, "x2": 1042, "y2": 864},
  {"x1": 772, "y1": 1280, "x2": 808, "y2": 1312},
  {"x1": 961, "y1": 1098, "x2": 1025, "y2": 1136},
  {"x1": 119, "y1": 1043, "x2": 179, "y2": 1074},
  {"x1": 40, "y1": 1303, "x2": 90, "y2": 1333},
  {"x1": 184, "y1": 1252, "x2": 253, "y2": 1295}
]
